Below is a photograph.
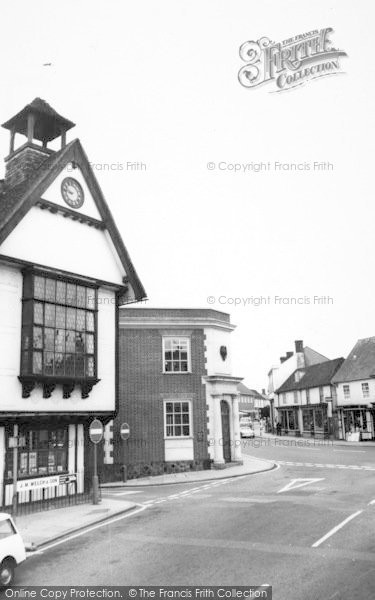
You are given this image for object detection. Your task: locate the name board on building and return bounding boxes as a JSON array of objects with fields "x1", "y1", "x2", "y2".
[{"x1": 17, "y1": 473, "x2": 77, "y2": 492}]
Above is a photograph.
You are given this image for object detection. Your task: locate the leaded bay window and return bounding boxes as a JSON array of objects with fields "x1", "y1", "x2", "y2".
[
  {"x1": 19, "y1": 271, "x2": 98, "y2": 398},
  {"x1": 165, "y1": 401, "x2": 192, "y2": 437}
]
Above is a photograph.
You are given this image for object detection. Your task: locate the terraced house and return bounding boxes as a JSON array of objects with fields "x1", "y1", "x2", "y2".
[
  {"x1": 275, "y1": 355, "x2": 344, "y2": 438},
  {"x1": 0, "y1": 99, "x2": 145, "y2": 509}
]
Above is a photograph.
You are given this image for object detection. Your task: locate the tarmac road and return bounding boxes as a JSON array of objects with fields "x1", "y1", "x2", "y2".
[{"x1": 15, "y1": 441, "x2": 375, "y2": 600}]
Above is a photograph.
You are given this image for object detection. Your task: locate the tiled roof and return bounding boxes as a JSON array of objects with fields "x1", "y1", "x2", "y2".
[
  {"x1": 0, "y1": 139, "x2": 146, "y2": 300},
  {"x1": 276, "y1": 357, "x2": 344, "y2": 393},
  {"x1": 238, "y1": 383, "x2": 266, "y2": 399},
  {"x1": 331, "y1": 337, "x2": 375, "y2": 383}
]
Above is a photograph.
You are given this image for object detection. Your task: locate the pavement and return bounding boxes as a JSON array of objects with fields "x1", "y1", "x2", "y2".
[
  {"x1": 101, "y1": 453, "x2": 275, "y2": 487},
  {"x1": 16, "y1": 454, "x2": 275, "y2": 550},
  {"x1": 15, "y1": 498, "x2": 138, "y2": 550},
  {"x1": 258, "y1": 432, "x2": 375, "y2": 446}
]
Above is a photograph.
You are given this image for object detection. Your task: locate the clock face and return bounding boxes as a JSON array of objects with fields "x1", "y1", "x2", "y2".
[{"x1": 61, "y1": 177, "x2": 84, "y2": 209}]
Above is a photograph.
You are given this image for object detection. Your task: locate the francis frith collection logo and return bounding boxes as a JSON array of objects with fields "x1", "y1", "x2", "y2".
[{"x1": 238, "y1": 28, "x2": 347, "y2": 92}]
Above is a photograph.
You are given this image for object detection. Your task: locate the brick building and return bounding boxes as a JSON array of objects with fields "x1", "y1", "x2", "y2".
[{"x1": 102, "y1": 308, "x2": 243, "y2": 480}]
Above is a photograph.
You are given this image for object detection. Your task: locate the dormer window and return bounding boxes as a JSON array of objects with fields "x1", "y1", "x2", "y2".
[{"x1": 19, "y1": 271, "x2": 98, "y2": 399}]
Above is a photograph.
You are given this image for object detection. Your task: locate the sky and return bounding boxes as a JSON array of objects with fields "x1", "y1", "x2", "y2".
[{"x1": 0, "y1": 1, "x2": 374, "y2": 391}]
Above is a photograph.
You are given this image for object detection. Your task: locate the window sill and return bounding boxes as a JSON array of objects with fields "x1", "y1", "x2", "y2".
[
  {"x1": 18, "y1": 375, "x2": 100, "y2": 399},
  {"x1": 163, "y1": 372, "x2": 192, "y2": 375}
]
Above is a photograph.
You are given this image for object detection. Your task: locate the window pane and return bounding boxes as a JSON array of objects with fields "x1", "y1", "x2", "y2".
[
  {"x1": 56, "y1": 281, "x2": 66, "y2": 304},
  {"x1": 32, "y1": 352, "x2": 42, "y2": 374},
  {"x1": 86, "y1": 312, "x2": 94, "y2": 332},
  {"x1": 45, "y1": 304, "x2": 55, "y2": 327},
  {"x1": 75, "y1": 355, "x2": 84, "y2": 376},
  {"x1": 85, "y1": 356, "x2": 94, "y2": 377},
  {"x1": 175, "y1": 414, "x2": 181, "y2": 424},
  {"x1": 166, "y1": 403, "x2": 173, "y2": 413},
  {"x1": 76, "y1": 310, "x2": 85, "y2": 331},
  {"x1": 175, "y1": 426, "x2": 182, "y2": 436},
  {"x1": 65, "y1": 354, "x2": 75, "y2": 376},
  {"x1": 173, "y1": 362, "x2": 180, "y2": 371},
  {"x1": 44, "y1": 328, "x2": 54, "y2": 351},
  {"x1": 182, "y1": 402, "x2": 189, "y2": 412},
  {"x1": 55, "y1": 353, "x2": 64, "y2": 376},
  {"x1": 44, "y1": 352, "x2": 54, "y2": 375},
  {"x1": 65, "y1": 330, "x2": 75, "y2": 352},
  {"x1": 182, "y1": 413, "x2": 189, "y2": 424},
  {"x1": 77, "y1": 286, "x2": 86, "y2": 308},
  {"x1": 174, "y1": 403, "x2": 181, "y2": 412},
  {"x1": 86, "y1": 291, "x2": 95, "y2": 310},
  {"x1": 55, "y1": 306, "x2": 66, "y2": 328},
  {"x1": 66, "y1": 308, "x2": 76, "y2": 329},
  {"x1": 55, "y1": 330, "x2": 65, "y2": 353},
  {"x1": 33, "y1": 327, "x2": 43, "y2": 349},
  {"x1": 182, "y1": 426, "x2": 190, "y2": 436},
  {"x1": 85, "y1": 334, "x2": 94, "y2": 354},
  {"x1": 66, "y1": 284, "x2": 76, "y2": 306},
  {"x1": 34, "y1": 276, "x2": 45, "y2": 300},
  {"x1": 75, "y1": 332, "x2": 84, "y2": 353},
  {"x1": 34, "y1": 303, "x2": 44, "y2": 325},
  {"x1": 45, "y1": 279, "x2": 56, "y2": 302}
]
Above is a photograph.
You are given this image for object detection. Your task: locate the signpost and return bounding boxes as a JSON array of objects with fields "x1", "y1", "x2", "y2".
[
  {"x1": 120, "y1": 423, "x2": 130, "y2": 482},
  {"x1": 89, "y1": 419, "x2": 103, "y2": 505}
]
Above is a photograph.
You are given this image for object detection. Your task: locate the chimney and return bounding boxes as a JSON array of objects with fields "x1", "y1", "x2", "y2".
[
  {"x1": 2, "y1": 98, "x2": 75, "y2": 188},
  {"x1": 286, "y1": 351, "x2": 293, "y2": 359},
  {"x1": 262, "y1": 388, "x2": 266, "y2": 395},
  {"x1": 295, "y1": 340, "x2": 305, "y2": 369},
  {"x1": 280, "y1": 356, "x2": 287, "y2": 364},
  {"x1": 4, "y1": 146, "x2": 51, "y2": 188}
]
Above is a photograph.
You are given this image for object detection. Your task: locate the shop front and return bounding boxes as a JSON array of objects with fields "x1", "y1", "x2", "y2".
[
  {"x1": 337, "y1": 407, "x2": 375, "y2": 441},
  {"x1": 279, "y1": 408, "x2": 299, "y2": 435},
  {"x1": 301, "y1": 405, "x2": 329, "y2": 438}
]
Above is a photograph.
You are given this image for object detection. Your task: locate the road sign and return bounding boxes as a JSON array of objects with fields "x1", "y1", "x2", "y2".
[
  {"x1": 89, "y1": 419, "x2": 103, "y2": 444},
  {"x1": 120, "y1": 423, "x2": 130, "y2": 441}
]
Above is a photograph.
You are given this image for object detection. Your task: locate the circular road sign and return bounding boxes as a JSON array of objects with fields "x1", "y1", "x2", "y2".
[
  {"x1": 89, "y1": 419, "x2": 103, "y2": 444},
  {"x1": 120, "y1": 423, "x2": 130, "y2": 441}
]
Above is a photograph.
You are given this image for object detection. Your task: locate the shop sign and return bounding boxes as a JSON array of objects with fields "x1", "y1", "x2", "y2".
[{"x1": 16, "y1": 473, "x2": 77, "y2": 492}]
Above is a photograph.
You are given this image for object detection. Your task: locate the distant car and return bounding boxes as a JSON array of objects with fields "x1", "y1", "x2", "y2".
[
  {"x1": 0, "y1": 513, "x2": 26, "y2": 586},
  {"x1": 240, "y1": 424, "x2": 255, "y2": 438}
]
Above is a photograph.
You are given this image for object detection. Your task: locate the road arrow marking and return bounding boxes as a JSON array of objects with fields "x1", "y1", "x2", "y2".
[{"x1": 277, "y1": 478, "x2": 325, "y2": 494}]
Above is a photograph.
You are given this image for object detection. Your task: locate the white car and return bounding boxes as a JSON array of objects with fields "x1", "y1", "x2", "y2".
[
  {"x1": 240, "y1": 424, "x2": 255, "y2": 438},
  {"x1": 0, "y1": 513, "x2": 26, "y2": 586}
]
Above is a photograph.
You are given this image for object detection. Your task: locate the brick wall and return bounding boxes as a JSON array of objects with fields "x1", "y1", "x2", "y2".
[
  {"x1": 103, "y1": 327, "x2": 210, "y2": 480},
  {"x1": 5, "y1": 146, "x2": 50, "y2": 187}
]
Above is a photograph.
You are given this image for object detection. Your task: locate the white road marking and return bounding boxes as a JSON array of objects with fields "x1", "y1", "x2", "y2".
[
  {"x1": 333, "y1": 450, "x2": 366, "y2": 453},
  {"x1": 39, "y1": 504, "x2": 148, "y2": 553},
  {"x1": 368, "y1": 499, "x2": 375, "y2": 505},
  {"x1": 114, "y1": 490, "x2": 142, "y2": 496},
  {"x1": 277, "y1": 478, "x2": 325, "y2": 494},
  {"x1": 312, "y1": 510, "x2": 363, "y2": 548}
]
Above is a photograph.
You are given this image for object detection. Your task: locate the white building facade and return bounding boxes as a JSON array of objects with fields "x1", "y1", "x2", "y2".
[{"x1": 0, "y1": 99, "x2": 145, "y2": 507}]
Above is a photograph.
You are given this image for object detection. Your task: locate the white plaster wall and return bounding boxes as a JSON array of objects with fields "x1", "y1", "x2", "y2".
[
  {"x1": 43, "y1": 164, "x2": 102, "y2": 221},
  {"x1": 0, "y1": 266, "x2": 116, "y2": 413},
  {"x1": 204, "y1": 328, "x2": 233, "y2": 375},
  {"x1": 1, "y1": 207, "x2": 125, "y2": 285},
  {"x1": 336, "y1": 379, "x2": 375, "y2": 406},
  {"x1": 164, "y1": 438, "x2": 194, "y2": 461}
]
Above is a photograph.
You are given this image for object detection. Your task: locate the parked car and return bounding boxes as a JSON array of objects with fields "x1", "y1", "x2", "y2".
[
  {"x1": 240, "y1": 423, "x2": 255, "y2": 438},
  {"x1": 0, "y1": 513, "x2": 26, "y2": 586}
]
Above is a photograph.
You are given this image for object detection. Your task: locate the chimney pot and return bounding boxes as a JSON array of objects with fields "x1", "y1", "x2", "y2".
[{"x1": 295, "y1": 340, "x2": 304, "y2": 353}]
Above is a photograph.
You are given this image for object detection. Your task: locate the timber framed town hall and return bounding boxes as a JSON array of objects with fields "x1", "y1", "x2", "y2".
[{"x1": 0, "y1": 98, "x2": 146, "y2": 509}]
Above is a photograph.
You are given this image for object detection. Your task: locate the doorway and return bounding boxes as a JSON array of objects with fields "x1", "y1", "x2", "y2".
[{"x1": 221, "y1": 400, "x2": 231, "y2": 462}]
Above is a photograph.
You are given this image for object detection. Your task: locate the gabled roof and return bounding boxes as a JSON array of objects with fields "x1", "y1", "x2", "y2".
[
  {"x1": 331, "y1": 337, "x2": 375, "y2": 384},
  {"x1": 304, "y1": 346, "x2": 329, "y2": 366},
  {"x1": 0, "y1": 139, "x2": 146, "y2": 300},
  {"x1": 276, "y1": 357, "x2": 344, "y2": 393},
  {"x1": 238, "y1": 383, "x2": 266, "y2": 399}
]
